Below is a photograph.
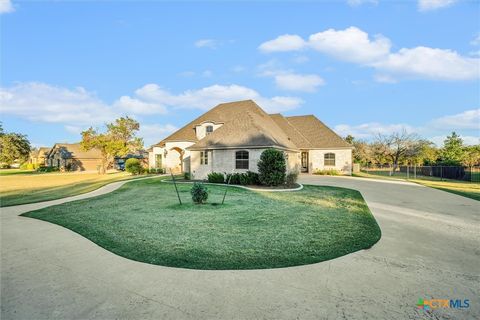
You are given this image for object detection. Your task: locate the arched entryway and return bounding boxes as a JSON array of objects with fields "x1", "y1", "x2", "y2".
[{"x1": 169, "y1": 147, "x2": 184, "y2": 174}]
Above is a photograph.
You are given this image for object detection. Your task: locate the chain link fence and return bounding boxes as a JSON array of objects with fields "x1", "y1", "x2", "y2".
[{"x1": 361, "y1": 165, "x2": 480, "y2": 182}]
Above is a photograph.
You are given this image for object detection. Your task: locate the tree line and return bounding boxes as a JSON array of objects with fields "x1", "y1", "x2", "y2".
[{"x1": 347, "y1": 131, "x2": 480, "y2": 169}]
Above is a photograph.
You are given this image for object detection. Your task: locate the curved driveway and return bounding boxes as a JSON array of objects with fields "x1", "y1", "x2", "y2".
[{"x1": 1, "y1": 175, "x2": 479, "y2": 319}]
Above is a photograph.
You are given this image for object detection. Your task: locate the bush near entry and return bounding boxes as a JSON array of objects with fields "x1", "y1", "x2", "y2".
[{"x1": 258, "y1": 149, "x2": 286, "y2": 186}]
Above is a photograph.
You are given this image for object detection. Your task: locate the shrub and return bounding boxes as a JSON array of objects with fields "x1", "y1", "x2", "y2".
[
  {"x1": 36, "y1": 166, "x2": 59, "y2": 172},
  {"x1": 245, "y1": 171, "x2": 260, "y2": 185},
  {"x1": 208, "y1": 172, "x2": 225, "y2": 183},
  {"x1": 226, "y1": 173, "x2": 241, "y2": 185},
  {"x1": 286, "y1": 171, "x2": 299, "y2": 186},
  {"x1": 257, "y1": 149, "x2": 286, "y2": 186},
  {"x1": 125, "y1": 158, "x2": 143, "y2": 175},
  {"x1": 191, "y1": 183, "x2": 208, "y2": 204},
  {"x1": 19, "y1": 163, "x2": 29, "y2": 170},
  {"x1": 184, "y1": 172, "x2": 191, "y2": 180},
  {"x1": 313, "y1": 169, "x2": 340, "y2": 176},
  {"x1": 0, "y1": 164, "x2": 10, "y2": 169}
]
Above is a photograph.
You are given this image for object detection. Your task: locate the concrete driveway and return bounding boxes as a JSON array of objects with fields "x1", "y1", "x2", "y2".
[{"x1": 1, "y1": 176, "x2": 479, "y2": 319}]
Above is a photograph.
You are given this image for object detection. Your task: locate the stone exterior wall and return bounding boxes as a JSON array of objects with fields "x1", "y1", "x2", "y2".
[
  {"x1": 308, "y1": 149, "x2": 352, "y2": 175},
  {"x1": 191, "y1": 148, "x2": 300, "y2": 180}
]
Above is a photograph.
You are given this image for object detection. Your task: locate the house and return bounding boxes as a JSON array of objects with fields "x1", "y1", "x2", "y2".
[
  {"x1": 46, "y1": 143, "x2": 103, "y2": 172},
  {"x1": 148, "y1": 100, "x2": 353, "y2": 179},
  {"x1": 29, "y1": 147, "x2": 51, "y2": 167}
]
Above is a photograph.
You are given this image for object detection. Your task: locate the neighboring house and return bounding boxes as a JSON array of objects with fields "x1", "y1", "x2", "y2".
[
  {"x1": 46, "y1": 143, "x2": 103, "y2": 172},
  {"x1": 29, "y1": 147, "x2": 51, "y2": 167},
  {"x1": 148, "y1": 100, "x2": 353, "y2": 179}
]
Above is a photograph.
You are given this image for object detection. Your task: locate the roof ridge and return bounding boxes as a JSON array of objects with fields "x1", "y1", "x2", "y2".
[{"x1": 282, "y1": 115, "x2": 313, "y2": 148}]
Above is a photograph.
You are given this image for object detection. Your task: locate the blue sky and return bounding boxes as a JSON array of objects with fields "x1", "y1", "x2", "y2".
[{"x1": 1, "y1": 0, "x2": 479, "y2": 147}]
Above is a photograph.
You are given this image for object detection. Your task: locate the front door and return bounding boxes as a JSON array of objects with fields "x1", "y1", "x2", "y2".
[{"x1": 301, "y1": 151, "x2": 309, "y2": 173}]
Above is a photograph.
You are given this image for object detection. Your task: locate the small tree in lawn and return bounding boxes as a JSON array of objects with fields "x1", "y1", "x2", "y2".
[
  {"x1": 81, "y1": 117, "x2": 143, "y2": 174},
  {"x1": 258, "y1": 148, "x2": 286, "y2": 186}
]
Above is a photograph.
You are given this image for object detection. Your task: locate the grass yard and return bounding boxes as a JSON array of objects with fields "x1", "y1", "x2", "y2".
[
  {"x1": 0, "y1": 171, "x2": 150, "y2": 207},
  {"x1": 354, "y1": 171, "x2": 480, "y2": 201},
  {"x1": 22, "y1": 179, "x2": 381, "y2": 270}
]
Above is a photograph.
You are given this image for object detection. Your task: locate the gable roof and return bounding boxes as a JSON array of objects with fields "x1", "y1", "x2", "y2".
[
  {"x1": 285, "y1": 115, "x2": 351, "y2": 149},
  {"x1": 31, "y1": 147, "x2": 51, "y2": 158},
  {"x1": 269, "y1": 114, "x2": 312, "y2": 149},
  {"x1": 150, "y1": 99, "x2": 351, "y2": 151},
  {"x1": 189, "y1": 108, "x2": 298, "y2": 150},
  {"x1": 48, "y1": 143, "x2": 103, "y2": 159},
  {"x1": 153, "y1": 100, "x2": 263, "y2": 147}
]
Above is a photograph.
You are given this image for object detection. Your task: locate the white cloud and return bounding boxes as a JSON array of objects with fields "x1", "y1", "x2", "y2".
[
  {"x1": 373, "y1": 47, "x2": 480, "y2": 81},
  {"x1": 429, "y1": 135, "x2": 479, "y2": 146},
  {"x1": 374, "y1": 74, "x2": 398, "y2": 83},
  {"x1": 274, "y1": 73, "x2": 325, "y2": 92},
  {"x1": 334, "y1": 122, "x2": 415, "y2": 139},
  {"x1": 309, "y1": 27, "x2": 391, "y2": 64},
  {"x1": 429, "y1": 109, "x2": 480, "y2": 130},
  {"x1": 258, "y1": 34, "x2": 307, "y2": 53},
  {"x1": 139, "y1": 124, "x2": 178, "y2": 146},
  {"x1": 113, "y1": 96, "x2": 167, "y2": 115},
  {"x1": 231, "y1": 65, "x2": 246, "y2": 73},
  {"x1": 194, "y1": 39, "x2": 218, "y2": 49},
  {"x1": 134, "y1": 83, "x2": 303, "y2": 112},
  {"x1": 0, "y1": 0, "x2": 14, "y2": 14},
  {"x1": 471, "y1": 34, "x2": 480, "y2": 46},
  {"x1": 0, "y1": 82, "x2": 116, "y2": 125},
  {"x1": 259, "y1": 26, "x2": 480, "y2": 81},
  {"x1": 418, "y1": 0, "x2": 458, "y2": 11},
  {"x1": 346, "y1": 0, "x2": 378, "y2": 6},
  {"x1": 334, "y1": 109, "x2": 480, "y2": 146}
]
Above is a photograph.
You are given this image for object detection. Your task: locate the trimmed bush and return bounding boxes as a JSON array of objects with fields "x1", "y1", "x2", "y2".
[
  {"x1": 36, "y1": 166, "x2": 59, "y2": 172},
  {"x1": 257, "y1": 149, "x2": 286, "y2": 186},
  {"x1": 207, "y1": 172, "x2": 225, "y2": 183},
  {"x1": 191, "y1": 183, "x2": 208, "y2": 204},
  {"x1": 313, "y1": 169, "x2": 340, "y2": 176},
  {"x1": 125, "y1": 158, "x2": 143, "y2": 175},
  {"x1": 286, "y1": 171, "x2": 299, "y2": 186},
  {"x1": 184, "y1": 172, "x2": 191, "y2": 180}
]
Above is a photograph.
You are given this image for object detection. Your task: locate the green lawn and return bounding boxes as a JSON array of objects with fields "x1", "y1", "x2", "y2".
[
  {"x1": 0, "y1": 171, "x2": 155, "y2": 207},
  {"x1": 22, "y1": 179, "x2": 381, "y2": 270},
  {"x1": 354, "y1": 172, "x2": 480, "y2": 201}
]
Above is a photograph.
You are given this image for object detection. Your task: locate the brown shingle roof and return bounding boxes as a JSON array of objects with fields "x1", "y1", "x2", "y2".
[
  {"x1": 285, "y1": 115, "x2": 352, "y2": 149},
  {"x1": 269, "y1": 114, "x2": 312, "y2": 148},
  {"x1": 152, "y1": 100, "x2": 267, "y2": 147},
  {"x1": 49, "y1": 143, "x2": 103, "y2": 159},
  {"x1": 150, "y1": 99, "x2": 351, "y2": 150},
  {"x1": 189, "y1": 109, "x2": 298, "y2": 150}
]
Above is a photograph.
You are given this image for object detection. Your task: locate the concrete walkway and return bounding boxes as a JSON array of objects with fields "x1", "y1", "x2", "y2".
[{"x1": 1, "y1": 176, "x2": 479, "y2": 319}]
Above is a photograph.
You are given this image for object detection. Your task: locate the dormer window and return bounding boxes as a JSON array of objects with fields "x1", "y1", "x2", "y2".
[{"x1": 206, "y1": 125, "x2": 213, "y2": 136}]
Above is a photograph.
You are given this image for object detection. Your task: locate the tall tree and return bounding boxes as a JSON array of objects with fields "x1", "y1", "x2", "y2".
[
  {"x1": 345, "y1": 135, "x2": 372, "y2": 165},
  {"x1": 461, "y1": 145, "x2": 480, "y2": 167},
  {"x1": 81, "y1": 117, "x2": 143, "y2": 174},
  {"x1": 0, "y1": 127, "x2": 31, "y2": 166},
  {"x1": 374, "y1": 130, "x2": 419, "y2": 171},
  {"x1": 440, "y1": 132, "x2": 464, "y2": 165},
  {"x1": 405, "y1": 140, "x2": 438, "y2": 165}
]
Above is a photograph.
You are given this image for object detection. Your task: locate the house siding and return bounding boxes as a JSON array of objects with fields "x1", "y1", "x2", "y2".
[{"x1": 190, "y1": 148, "x2": 299, "y2": 180}]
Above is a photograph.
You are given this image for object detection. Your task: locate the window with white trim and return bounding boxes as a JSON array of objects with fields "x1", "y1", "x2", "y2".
[
  {"x1": 235, "y1": 151, "x2": 249, "y2": 169},
  {"x1": 200, "y1": 151, "x2": 208, "y2": 165},
  {"x1": 324, "y1": 153, "x2": 335, "y2": 166},
  {"x1": 206, "y1": 125, "x2": 213, "y2": 135}
]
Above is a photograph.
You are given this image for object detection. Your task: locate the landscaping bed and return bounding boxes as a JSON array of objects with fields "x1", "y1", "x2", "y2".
[{"x1": 22, "y1": 178, "x2": 381, "y2": 270}]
